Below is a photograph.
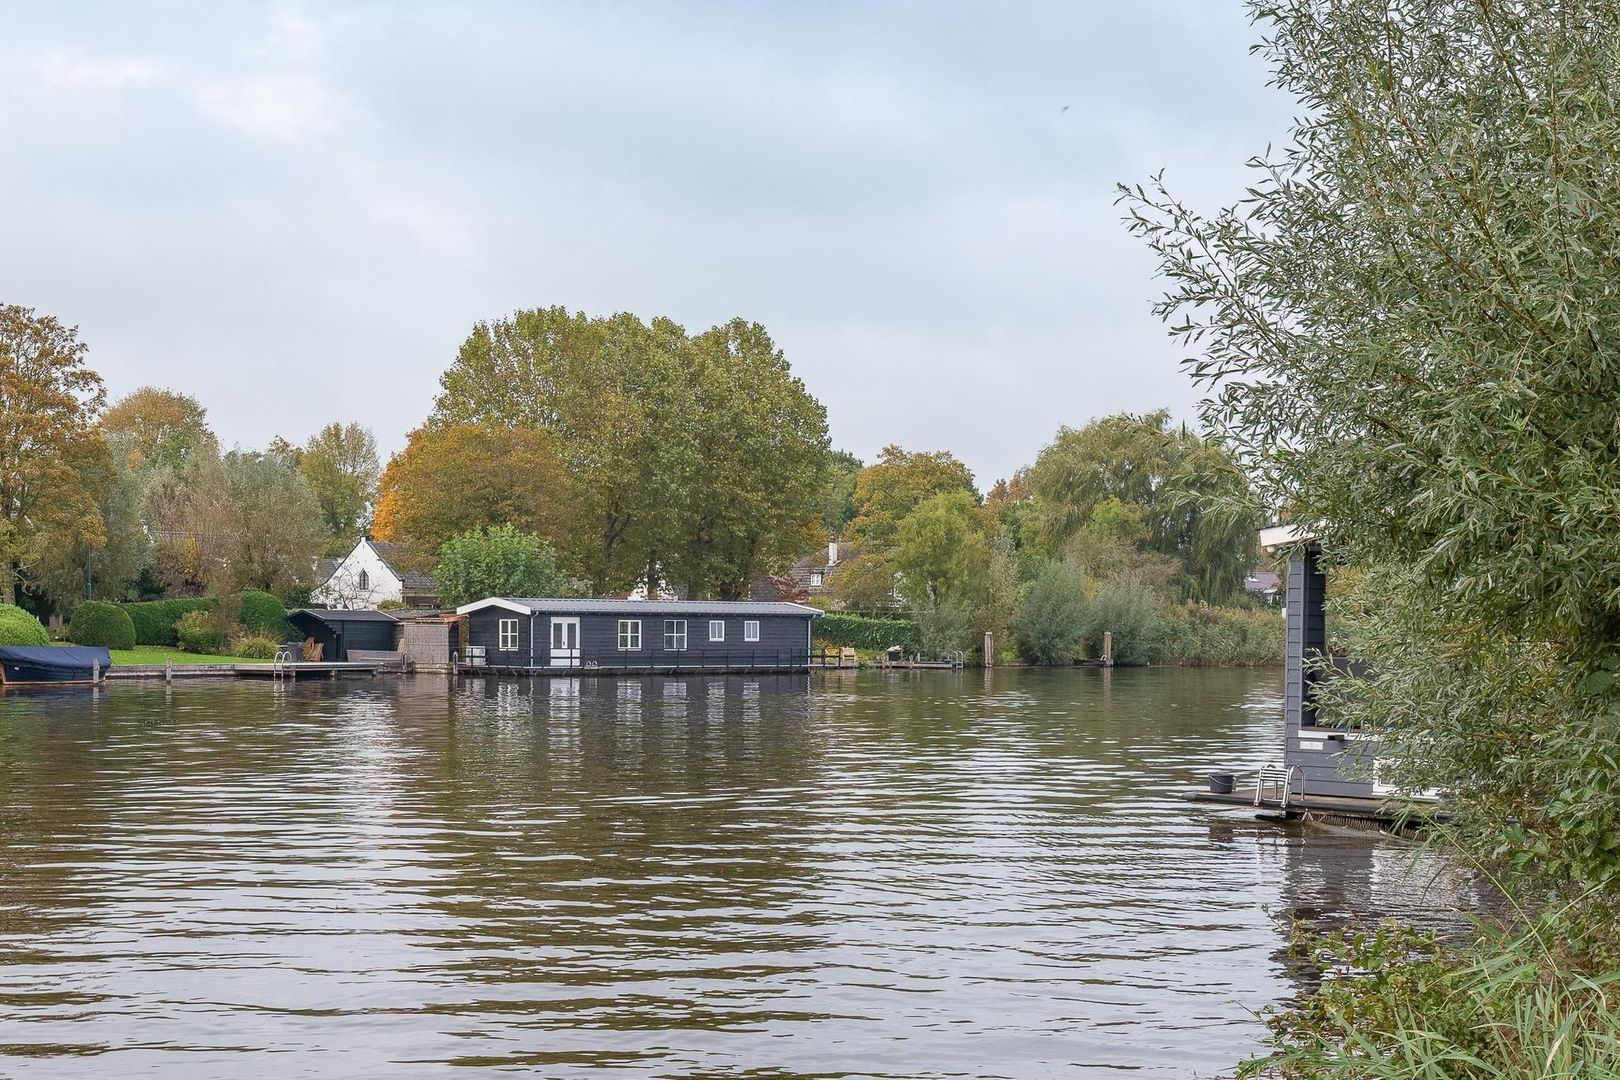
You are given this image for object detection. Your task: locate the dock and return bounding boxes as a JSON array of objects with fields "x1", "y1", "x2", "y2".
[
  {"x1": 105, "y1": 661, "x2": 385, "y2": 680},
  {"x1": 1185, "y1": 786, "x2": 1446, "y2": 828}
]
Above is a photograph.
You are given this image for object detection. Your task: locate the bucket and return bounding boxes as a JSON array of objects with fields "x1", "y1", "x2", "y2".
[{"x1": 1207, "y1": 773, "x2": 1235, "y2": 795}]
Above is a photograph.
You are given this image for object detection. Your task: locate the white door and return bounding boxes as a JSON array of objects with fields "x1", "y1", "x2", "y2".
[{"x1": 549, "y1": 617, "x2": 581, "y2": 667}]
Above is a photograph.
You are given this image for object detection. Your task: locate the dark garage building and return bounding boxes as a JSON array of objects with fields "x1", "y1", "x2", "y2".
[
  {"x1": 289, "y1": 609, "x2": 400, "y2": 662},
  {"x1": 455, "y1": 598, "x2": 822, "y2": 673}
]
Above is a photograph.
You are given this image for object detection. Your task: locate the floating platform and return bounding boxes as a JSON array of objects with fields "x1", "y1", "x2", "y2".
[
  {"x1": 1185, "y1": 787, "x2": 1446, "y2": 827},
  {"x1": 464, "y1": 663, "x2": 812, "y2": 678},
  {"x1": 106, "y1": 661, "x2": 384, "y2": 680}
]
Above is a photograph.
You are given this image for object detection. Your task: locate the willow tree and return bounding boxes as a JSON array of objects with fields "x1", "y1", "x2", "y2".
[{"x1": 1125, "y1": 1, "x2": 1620, "y2": 908}]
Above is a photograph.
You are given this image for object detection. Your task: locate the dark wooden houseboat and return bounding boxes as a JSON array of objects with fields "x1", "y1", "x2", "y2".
[{"x1": 454, "y1": 597, "x2": 822, "y2": 674}]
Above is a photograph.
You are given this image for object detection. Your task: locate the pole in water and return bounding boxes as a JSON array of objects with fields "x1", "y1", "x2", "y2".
[
  {"x1": 165, "y1": 657, "x2": 173, "y2": 683},
  {"x1": 92, "y1": 657, "x2": 101, "y2": 683},
  {"x1": 1102, "y1": 631, "x2": 1114, "y2": 668}
]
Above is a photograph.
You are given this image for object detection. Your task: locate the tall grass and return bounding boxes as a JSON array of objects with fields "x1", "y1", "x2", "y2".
[{"x1": 1245, "y1": 910, "x2": 1620, "y2": 1079}]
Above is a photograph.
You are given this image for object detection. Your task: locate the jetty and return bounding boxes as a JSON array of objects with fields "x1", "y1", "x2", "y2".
[{"x1": 106, "y1": 660, "x2": 386, "y2": 681}]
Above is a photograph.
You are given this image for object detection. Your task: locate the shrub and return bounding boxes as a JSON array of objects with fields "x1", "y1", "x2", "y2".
[
  {"x1": 0, "y1": 603, "x2": 50, "y2": 647},
  {"x1": 238, "y1": 590, "x2": 290, "y2": 639},
  {"x1": 1156, "y1": 603, "x2": 1284, "y2": 666},
  {"x1": 121, "y1": 598, "x2": 214, "y2": 645},
  {"x1": 1079, "y1": 579, "x2": 1163, "y2": 666},
  {"x1": 1016, "y1": 559, "x2": 1089, "y2": 665},
  {"x1": 175, "y1": 609, "x2": 224, "y2": 654},
  {"x1": 230, "y1": 635, "x2": 281, "y2": 660},
  {"x1": 815, "y1": 612, "x2": 922, "y2": 653},
  {"x1": 67, "y1": 600, "x2": 136, "y2": 650}
]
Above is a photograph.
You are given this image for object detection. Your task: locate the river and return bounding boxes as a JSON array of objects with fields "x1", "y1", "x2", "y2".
[{"x1": 0, "y1": 668, "x2": 1485, "y2": 1078}]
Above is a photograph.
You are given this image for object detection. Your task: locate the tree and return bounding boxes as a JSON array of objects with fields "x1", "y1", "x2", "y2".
[
  {"x1": 892, "y1": 490, "x2": 987, "y2": 610},
  {"x1": 100, "y1": 386, "x2": 216, "y2": 474},
  {"x1": 372, "y1": 423, "x2": 574, "y2": 568},
  {"x1": 1124, "y1": 1, "x2": 1620, "y2": 907},
  {"x1": 0, "y1": 305, "x2": 106, "y2": 605},
  {"x1": 29, "y1": 432, "x2": 152, "y2": 610},
  {"x1": 434, "y1": 525, "x2": 572, "y2": 607},
  {"x1": 295, "y1": 422, "x2": 379, "y2": 552},
  {"x1": 426, "y1": 307, "x2": 829, "y2": 595},
  {"x1": 672, "y1": 320, "x2": 830, "y2": 597},
  {"x1": 818, "y1": 450, "x2": 863, "y2": 536},
  {"x1": 147, "y1": 450, "x2": 323, "y2": 597},
  {"x1": 1025, "y1": 412, "x2": 1254, "y2": 602},
  {"x1": 845, "y1": 445, "x2": 977, "y2": 550}
]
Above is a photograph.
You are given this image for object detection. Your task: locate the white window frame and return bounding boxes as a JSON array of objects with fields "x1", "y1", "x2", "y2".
[
  {"x1": 497, "y1": 618, "x2": 519, "y2": 651},
  {"x1": 810, "y1": 570, "x2": 823, "y2": 588},
  {"x1": 618, "y1": 619, "x2": 641, "y2": 651},
  {"x1": 664, "y1": 619, "x2": 687, "y2": 651},
  {"x1": 709, "y1": 619, "x2": 725, "y2": 642},
  {"x1": 743, "y1": 620, "x2": 760, "y2": 642}
]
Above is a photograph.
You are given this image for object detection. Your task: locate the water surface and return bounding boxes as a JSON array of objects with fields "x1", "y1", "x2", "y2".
[{"x1": 0, "y1": 668, "x2": 1481, "y2": 1078}]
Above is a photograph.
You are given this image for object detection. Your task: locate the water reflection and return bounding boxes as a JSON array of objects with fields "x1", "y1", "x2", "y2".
[{"x1": 0, "y1": 669, "x2": 1481, "y2": 1077}]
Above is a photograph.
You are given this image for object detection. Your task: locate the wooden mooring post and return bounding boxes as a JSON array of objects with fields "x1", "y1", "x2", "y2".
[{"x1": 1102, "y1": 631, "x2": 1114, "y2": 668}]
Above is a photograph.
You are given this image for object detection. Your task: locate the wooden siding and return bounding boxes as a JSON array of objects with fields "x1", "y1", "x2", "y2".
[
  {"x1": 465, "y1": 608, "x2": 814, "y2": 670},
  {"x1": 1283, "y1": 548, "x2": 1378, "y2": 798}
]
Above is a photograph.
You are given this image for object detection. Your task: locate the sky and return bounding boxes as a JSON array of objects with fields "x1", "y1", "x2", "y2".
[{"x1": 0, "y1": 2, "x2": 1296, "y2": 488}]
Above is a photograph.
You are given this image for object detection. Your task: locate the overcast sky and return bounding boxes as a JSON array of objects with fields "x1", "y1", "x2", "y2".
[{"x1": 1, "y1": 2, "x2": 1294, "y2": 487}]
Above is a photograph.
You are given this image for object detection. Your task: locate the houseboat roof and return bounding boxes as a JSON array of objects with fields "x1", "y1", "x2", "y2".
[{"x1": 456, "y1": 597, "x2": 824, "y2": 617}]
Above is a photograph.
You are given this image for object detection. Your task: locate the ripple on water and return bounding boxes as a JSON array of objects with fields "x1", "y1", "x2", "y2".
[{"x1": 0, "y1": 669, "x2": 1489, "y2": 1078}]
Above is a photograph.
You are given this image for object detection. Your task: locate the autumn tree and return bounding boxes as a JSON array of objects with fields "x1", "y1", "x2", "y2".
[
  {"x1": 294, "y1": 422, "x2": 379, "y2": 552},
  {"x1": 0, "y1": 305, "x2": 107, "y2": 605},
  {"x1": 100, "y1": 386, "x2": 216, "y2": 474},
  {"x1": 29, "y1": 432, "x2": 151, "y2": 609},
  {"x1": 372, "y1": 423, "x2": 575, "y2": 568}
]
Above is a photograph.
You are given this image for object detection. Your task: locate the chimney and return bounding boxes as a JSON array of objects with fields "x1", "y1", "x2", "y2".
[{"x1": 827, "y1": 539, "x2": 839, "y2": 566}]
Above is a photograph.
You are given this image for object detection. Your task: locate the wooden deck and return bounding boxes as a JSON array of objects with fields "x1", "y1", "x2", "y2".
[
  {"x1": 1185, "y1": 786, "x2": 1447, "y2": 826},
  {"x1": 106, "y1": 661, "x2": 384, "y2": 680}
]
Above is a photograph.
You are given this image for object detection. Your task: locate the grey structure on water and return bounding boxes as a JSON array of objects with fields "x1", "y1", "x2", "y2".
[{"x1": 455, "y1": 597, "x2": 822, "y2": 673}]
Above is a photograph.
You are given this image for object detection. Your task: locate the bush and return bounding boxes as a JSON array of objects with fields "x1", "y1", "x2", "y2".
[
  {"x1": 175, "y1": 609, "x2": 224, "y2": 654},
  {"x1": 0, "y1": 603, "x2": 50, "y2": 646},
  {"x1": 1016, "y1": 559, "x2": 1089, "y2": 665},
  {"x1": 230, "y1": 635, "x2": 281, "y2": 660},
  {"x1": 1079, "y1": 579, "x2": 1163, "y2": 666},
  {"x1": 237, "y1": 590, "x2": 290, "y2": 639},
  {"x1": 67, "y1": 600, "x2": 136, "y2": 650},
  {"x1": 815, "y1": 612, "x2": 922, "y2": 653},
  {"x1": 121, "y1": 598, "x2": 214, "y2": 645},
  {"x1": 1156, "y1": 603, "x2": 1284, "y2": 666}
]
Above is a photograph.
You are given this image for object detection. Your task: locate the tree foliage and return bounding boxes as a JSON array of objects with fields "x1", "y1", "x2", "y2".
[
  {"x1": 372, "y1": 423, "x2": 574, "y2": 567},
  {"x1": 0, "y1": 305, "x2": 107, "y2": 605},
  {"x1": 892, "y1": 490, "x2": 988, "y2": 610},
  {"x1": 28, "y1": 432, "x2": 151, "y2": 610},
  {"x1": 427, "y1": 307, "x2": 828, "y2": 596},
  {"x1": 1124, "y1": 0, "x2": 1620, "y2": 911},
  {"x1": 100, "y1": 386, "x2": 216, "y2": 474},
  {"x1": 1015, "y1": 558, "x2": 1089, "y2": 666},
  {"x1": 1025, "y1": 410, "x2": 1254, "y2": 602},
  {"x1": 0, "y1": 602, "x2": 49, "y2": 646},
  {"x1": 434, "y1": 525, "x2": 572, "y2": 607},
  {"x1": 846, "y1": 445, "x2": 977, "y2": 550},
  {"x1": 294, "y1": 422, "x2": 378, "y2": 552}
]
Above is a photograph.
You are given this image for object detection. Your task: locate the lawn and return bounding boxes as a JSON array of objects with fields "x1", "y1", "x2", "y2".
[{"x1": 93, "y1": 645, "x2": 272, "y2": 666}]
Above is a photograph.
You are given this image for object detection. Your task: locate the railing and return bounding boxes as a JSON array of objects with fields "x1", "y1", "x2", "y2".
[{"x1": 467, "y1": 648, "x2": 814, "y2": 673}]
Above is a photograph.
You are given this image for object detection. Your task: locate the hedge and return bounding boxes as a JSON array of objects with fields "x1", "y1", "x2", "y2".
[
  {"x1": 121, "y1": 598, "x2": 215, "y2": 646},
  {"x1": 176, "y1": 610, "x2": 224, "y2": 654},
  {"x1": 68, "y1": 600, "x2": 137, "y2": 650},
  {"x1": 238, "y1": 591, "x2": 291, "y2": 640},
  {"x1": 0, "y1": 603, "x2": 50, "y2": 647},
  {"x1": 815, "y1": 612, "x2": 922, "y2": 653}
]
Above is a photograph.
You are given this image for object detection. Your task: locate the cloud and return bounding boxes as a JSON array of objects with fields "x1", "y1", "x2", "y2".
[{"x1": 39, "y1": 50, "x2": 161, "y2": 90}]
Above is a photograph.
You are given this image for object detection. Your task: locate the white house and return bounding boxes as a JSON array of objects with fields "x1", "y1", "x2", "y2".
[{"x1": 314, "y1": 538, "x2": 439, "y2": 608}]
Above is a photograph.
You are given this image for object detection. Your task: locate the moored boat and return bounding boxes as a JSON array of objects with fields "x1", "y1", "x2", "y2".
[{"x1": 0, "y1": 646, "x2": 113, "y2": 686}]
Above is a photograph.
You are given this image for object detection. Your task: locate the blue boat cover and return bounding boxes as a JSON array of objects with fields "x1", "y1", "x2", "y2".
[{"x1": 0, "y1": 645, "x2": 113, "y2": 676}]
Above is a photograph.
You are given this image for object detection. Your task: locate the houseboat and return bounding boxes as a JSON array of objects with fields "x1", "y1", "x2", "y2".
[{"x1": 454, "y1": 597, "x2": 822, "y2": 674}]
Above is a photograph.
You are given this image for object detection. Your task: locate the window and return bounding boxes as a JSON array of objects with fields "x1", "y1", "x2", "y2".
[
  {"x1": 618, "y1": 619, "x2": 641, "y2": 651},
  {"x1": 709, "y1": 619, "x2": 725, "y2": 642},
  {"x1": 358, "y1": 569, "x2": 370, "y2": 591},
  {"x1": 663, "y1": 619, "x2": 687, "y2": 651},
  {"x1": 497, "y1": 618, "x2": 519, "y2": 651},
  {"x1": 743, "y1": 620, "x2": 760, "y2": 642},
  {"x1": 809, "y1": 570, "x2": 823, "y2": 588}
]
